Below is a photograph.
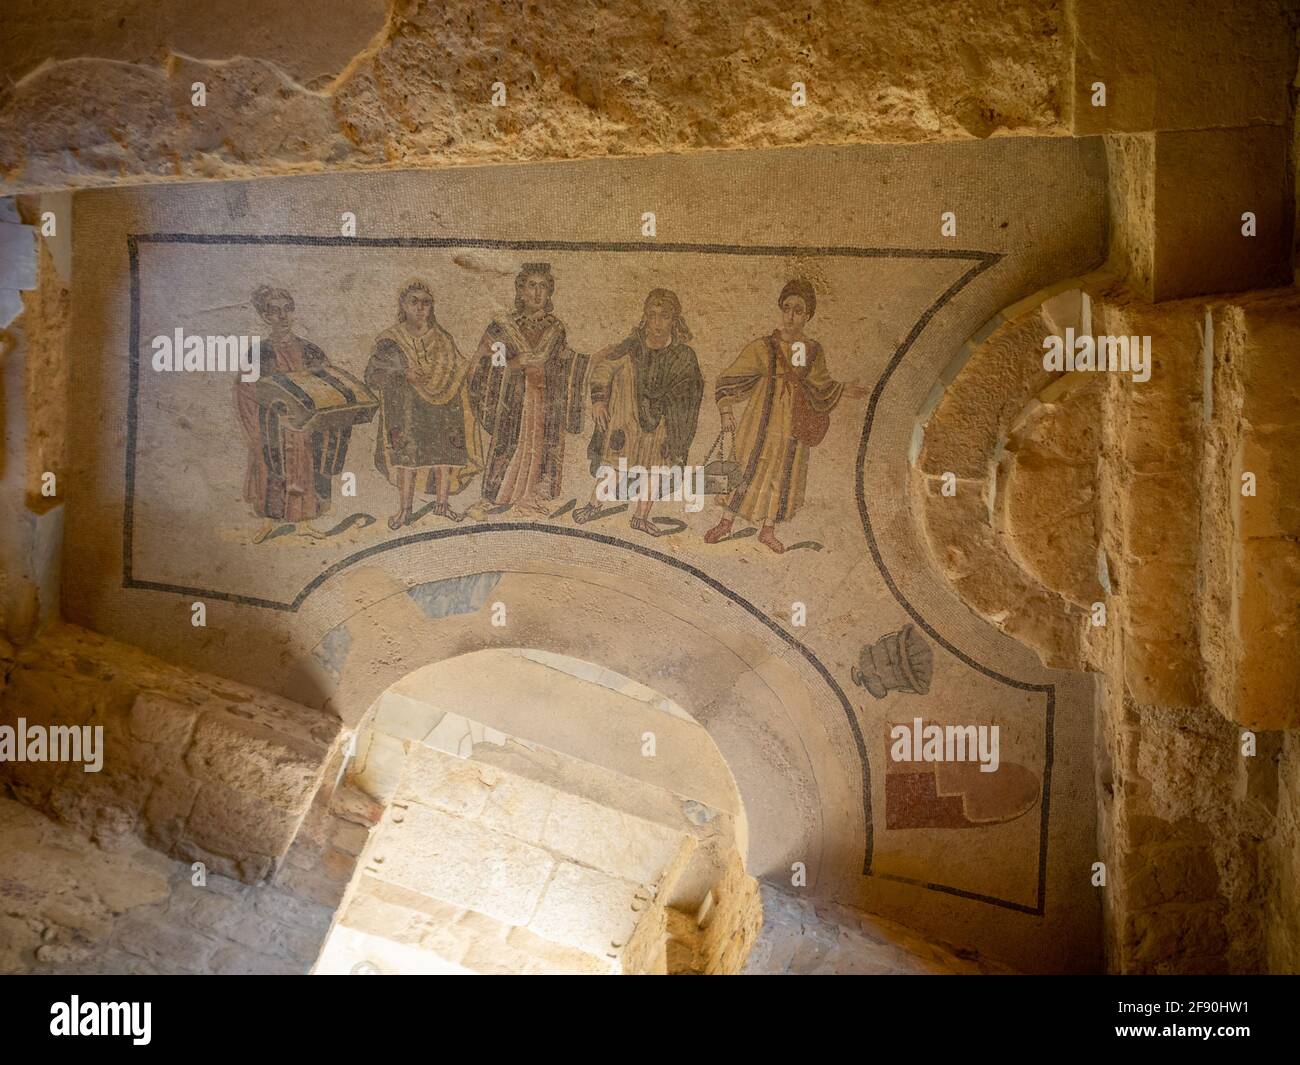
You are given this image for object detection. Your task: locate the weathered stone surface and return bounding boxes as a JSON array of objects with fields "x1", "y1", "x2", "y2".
[
  {"x1": 1150, "y1": 127, "x2": 1292, "y2": 301},
  {"x1": 1070, "y1": 0, "x2": 1291, "y2": 134},
  {"x1": 541, "y1": 790, "x2": 685, "y2": 885},
  {"x1": 0, "y1": 623, "x2": 341, "y2": 881},
  {"x1": 129, "y1": 691, "x2": 199, "y2": 755},
  {"x1": 0, "y1": 1, "x2": 1073, "y2": 195},
  {"x1": 186, "y1": 707, "x2": 325, "y2": 812},
  {"x1": 527, "y1": 862, "x2": 644, "y2": 958},
  {"x1": 0, "y1": 0, "x2": 389, "y2": 88},
  {"x1": 916, "y1": 300, "x2": 1099, "y2": 670},
  {"x1": 742, "y1": 882, "x2": 1009, "y2": 974},
  {"x1": 368, "y1": 803, "x2": 554, "y2": 925}
]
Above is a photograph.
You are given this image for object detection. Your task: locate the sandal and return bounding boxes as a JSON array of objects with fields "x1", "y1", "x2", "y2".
[
  {"x1": 630, "y1": 516, "x2": 661, "y2": 537},
  {"x1": 572, "y1": 503, "x2": 601, "y2": 524},
  {"x1": 387, "y1": 509, "x2": 411, "y2": 531},
  {"x1": 703, "y1": 519, "x2": 733, "y2": 544}
]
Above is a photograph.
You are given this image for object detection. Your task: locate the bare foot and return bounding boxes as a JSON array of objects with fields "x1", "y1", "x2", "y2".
[
  {"x1": 758, "y1": 526, "x2": 786, "y2": 554},
  {"x1": 703, "y1": 518, "x2": 733, "y2": 544}
]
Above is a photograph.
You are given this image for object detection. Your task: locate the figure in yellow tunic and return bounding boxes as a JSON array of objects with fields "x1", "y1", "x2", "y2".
[{"x1": 703, "y1": 279, "x2": 866, "y2": 554}]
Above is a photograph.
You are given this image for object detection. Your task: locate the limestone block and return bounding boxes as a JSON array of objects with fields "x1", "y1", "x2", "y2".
[
  {"x1": 541, "y1": 790, "x2": 686, "y2": 886},
  {"x1": 184, "y1": 780, "x2": 299, "y2": 865},
  {"x1": 504, "y1": 926, "x2": 613, "y2": 975},
  {"x1": 1125, "y1": 905, "x2": 1229, "y2": 970},
  {"x1": 1071, "y1": 0, "x2": 1290, "y2": 134},
  {"x1": 186, "y1": 706, "x2": 327, "y2": 813},
  {"x1": 47, "y1": 774, "x2": 146, "y2": 849},
  {"x1": 1104, "y1": 135, "x2": 1157, "y2": 296},
  {"x1": 129, "y1": 691, "x2": 199, "y2": 756},
  {"x1": 919, "y1": 311, "x2": 1053, "y2": 478},
  {"x1": 1000, "y1": 382, "x2": 1105, "y2": 608},
  {"x1": 0, "y1": 1, "x2": 1070, "y2": 195},
  {"x1": 1237, "y1": 539, "x2": 1300, "y2": 729},
  {"x1": 475, "y1": 769, "x2": 556, "y2": 845},
  {"x1": 328, "y1": 817, "x2": 371, "y2": 857},
  {"x1": 527, "y1": 862, "x2": 644, "y2": 958},
  {"x1": 1133, "y1": 705, "x2": 1239, "y2": 827},
  {"x1": 1, "y1": 0, "x2": 388, "y2": 87},
  {"x1": 1150, "y1": 127, "x2": 1291, "y2": 301},
  {"x1": 142, "y1": 769, "x2": 202, "y2": 848},
  {"x1": 367, "y1": 804, "x2": 554, "y2": 926},
  {"x1": 1123, "y1": 846, "x2": 1221, "y2": 910},
  {"x1": 1226, "y1": 301, "x2": 1300, "y2": 729},
  {"x1": 396, "y1": 744, "x2": 495, "y2": 819}
]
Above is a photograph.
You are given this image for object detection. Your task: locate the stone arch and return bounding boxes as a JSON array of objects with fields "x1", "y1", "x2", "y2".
[
  {"x1": 907, "y1": 280, "x2": 1109, "y2": 672},
  {"x1": 285, "y1": 531, "x2": 872, "y2": 899}
]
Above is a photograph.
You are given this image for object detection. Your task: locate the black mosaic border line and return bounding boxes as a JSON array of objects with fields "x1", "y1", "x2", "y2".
[
  {"x1": 124, "y1": 232, "x2": 1048, "y2": 914},
  {"x1": 855, "y1": 255, "x2": 1054, "y2": 916}
]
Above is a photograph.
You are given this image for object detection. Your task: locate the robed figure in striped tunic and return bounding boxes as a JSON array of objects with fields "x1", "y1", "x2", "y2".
[
  {"x1": 703, "y1": 279, "x2": 865, "y2": 554},
  {"x1": 468, "y1": 263, "x2": 591, "y2": 516}
]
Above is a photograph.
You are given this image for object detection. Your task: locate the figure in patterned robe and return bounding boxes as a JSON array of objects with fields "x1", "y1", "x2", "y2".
[
  {"x1": 703, "y1": 278, "x2": 862, "y2": 554},
  {"x1": 467, "y1": 263, "x2": 589, "y2": 515}
]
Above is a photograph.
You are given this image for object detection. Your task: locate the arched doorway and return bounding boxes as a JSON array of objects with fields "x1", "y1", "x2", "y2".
[{"x1": 313, "y1": 648, "x2": 757, "y2": 974}]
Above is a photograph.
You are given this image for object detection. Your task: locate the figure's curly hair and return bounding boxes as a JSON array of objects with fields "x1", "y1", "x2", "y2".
[
  {"x1": 514, "y1": 262, "x2": 555, "y2": 314},
  {"x1": 252, "y1": 285, "x2": 294, "y2": 317},
  {"x1": 396, "y1": 277, "x2": 436, "y2": 329}
]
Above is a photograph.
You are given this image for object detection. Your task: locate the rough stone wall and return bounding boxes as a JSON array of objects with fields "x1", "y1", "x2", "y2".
[
  {"x1": 1269, "y1": 734, "x2": 1300, "y2": 969},
  {"x1": 914, "y1": 280, "x2": 1300, "y2": 974},
  {"x1": 0, "y1": 626, "x2": 374, "y2": 974},
  {"x1": 0, "y1": 622, "x2": 344, "y2": 883},
  {"x1": 914, "y1": 285, "x2": 1108, "y2": 671},
  {"x1": 0, "y1": 772, "x2": 361, "y2": 976},
  {"x1": 695, "y1": 850, "x2": 764, "y2": 976},
  {"x1": 0, "y1": 0, "x2": 1072, "y2": 195},
  {"x1": 0, "y1": 788, "x2": 353, "y2": 975}
]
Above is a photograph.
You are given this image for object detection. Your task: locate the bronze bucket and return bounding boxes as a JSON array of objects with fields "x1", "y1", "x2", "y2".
[{"x1": 851, "y1": 624, "x2": 934, "y2": 699}]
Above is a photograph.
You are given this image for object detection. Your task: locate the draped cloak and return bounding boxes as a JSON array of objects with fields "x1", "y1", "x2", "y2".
[
  {"x1": 364, "y1": 320, "x2": 483, "y2": 496},
  {"x1": 715, "y1": 330, "x2": 843, "y2": 524},
  {"x1": 468, "y1": 311, "x2": 588, "y2": 506},
  {"x1": 586, "y1": 335, "x2": 703, "y2": 475},
  {"x1": 234, "y1": 334, "x2": 348, "y2": 522}
]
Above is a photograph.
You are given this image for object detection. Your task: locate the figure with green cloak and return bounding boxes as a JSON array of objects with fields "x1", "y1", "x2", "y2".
[
  {"x1": 365, "y1": 278, "x2": 483, "y2": 530},
  {"x1": 573, "y1": 288, "x2": 704, "y2": 537}
]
